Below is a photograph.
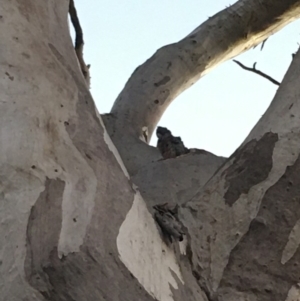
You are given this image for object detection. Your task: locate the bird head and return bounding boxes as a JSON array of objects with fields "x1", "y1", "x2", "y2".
[{"x1": 156, "y1": 126, "x2": 171, "y2": 138}]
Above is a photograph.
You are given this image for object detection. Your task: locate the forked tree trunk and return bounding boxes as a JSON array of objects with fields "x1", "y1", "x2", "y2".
[{"x1": 1, "y1": 0, "x2": 300, "y2": 301}]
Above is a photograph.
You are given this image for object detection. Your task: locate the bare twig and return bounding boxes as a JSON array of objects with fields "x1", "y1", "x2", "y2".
[
  {"x1": 261, "y1": 38, "x2": 268, "y2": 50},
  {"x1": 253, "y1": 38, "x2": 268, "y2": 50},
  {"x1": 233, "y1": 60, "x2": 280, "y2": 86},
  {"x1": 69, "y1": 0, "x2": 91, "y2": 88}
]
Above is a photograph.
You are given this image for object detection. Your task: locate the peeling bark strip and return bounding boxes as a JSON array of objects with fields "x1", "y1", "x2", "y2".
[
  {"x1": 218, "y1": 154, "x2": 300, "y2": 301},
  {"x1": 224, "y1": 132, "x2": 278, "y2": 206},
  {"x1": 25, "y1": 178, "x2": 65, "y2": 295}
]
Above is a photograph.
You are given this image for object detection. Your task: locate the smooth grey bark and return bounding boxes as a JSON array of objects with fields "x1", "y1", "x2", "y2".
[
  {"x1": 2, "y1": 1, "x2": 300, "y2": 301},
  {"x1": 132, "y1": 150, "x2": 226, "y2": 209},
  {"x1": 0, "y1": 1, "x2": 168, "y2": 301}
]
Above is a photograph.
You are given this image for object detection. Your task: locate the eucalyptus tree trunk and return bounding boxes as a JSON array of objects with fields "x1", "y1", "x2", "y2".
[{"x1": 1, "y1": 1, "x2": 300, "y2": 301}]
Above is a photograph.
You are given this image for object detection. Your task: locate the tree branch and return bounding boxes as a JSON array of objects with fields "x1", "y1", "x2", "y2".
[
  {"x1": 233, "y1": 60, "x2": 280, "y2": 85},
  {"x1": 108, "y1": 0, "x2": 300, "y2": 139},
  {"x1": 69, "y1": 0, "x2": 90, "y2": 88},
  {"x1": 261, "y1": 38, "x2": 268, "y2": 50},
  {"x1": 253, "y1": 38, "x2": 268, "y2": 50},
  {"x1": 103, "y1": 0, "x2": 300, "y2": 175}
]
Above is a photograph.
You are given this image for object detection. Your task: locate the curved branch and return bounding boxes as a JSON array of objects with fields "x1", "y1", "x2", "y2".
[
  {"x1": 109, "y1": 0, "x2": 300, "y2": 143},
  {"x1": 233, "y1": 60, "x2": 280, "y2": 85},
  {"x1": 103, "y1": 0, "x2": 300, "y2": 175}
]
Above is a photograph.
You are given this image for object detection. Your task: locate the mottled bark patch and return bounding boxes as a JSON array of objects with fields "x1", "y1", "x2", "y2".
[
  {"x1": 218, "y1": 154, "x2": 300, "y2": 300},
  {"x1": 47, "y1": 43, "x2": 157, "y2": 301},
  {"x1": 25, "y1": 178, "x2": 64, "y2": 295},
  {"x1": 224, "y1": 132, "x2": 278, "y2": 206},
  {"x1": 16, "y1": 0, "x2": 35, "y2": 22},
  {"x1": 39, "y1": 246, "x2": 156, "y2": 301},
  {"x1": 154, "y1": 76, "x2": 171, "y2": 87}
]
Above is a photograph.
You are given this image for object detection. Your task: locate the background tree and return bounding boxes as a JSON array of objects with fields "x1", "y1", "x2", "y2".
[{"x1": 1, "y1": 0, "x2": 300, "y2": 300}]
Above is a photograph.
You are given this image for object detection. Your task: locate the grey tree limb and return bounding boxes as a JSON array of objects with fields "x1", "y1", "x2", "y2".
[{"x1": 108, "y1": 0, "x2": 300, "y2": 141}]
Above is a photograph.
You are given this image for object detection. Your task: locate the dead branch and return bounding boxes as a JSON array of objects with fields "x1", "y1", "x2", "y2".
[
  {"x1": 261, "y1": 38, "x2": 268, "y2": 50},
  {"x1": 69, "y1": 0, "x2": 91, "y2": 88},
  {"x1": 233, "y1": 60, "x2": 280, "y2": 86},
  {"x1": 254, "y1": 38, "x2": 268, "y2": 51}
]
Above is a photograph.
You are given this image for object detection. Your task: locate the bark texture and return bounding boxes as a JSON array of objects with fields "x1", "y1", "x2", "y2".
[
  {"x1": 0, "y1": 1, "x2": 186, "y2": 301},
  {"x1": 2, "y1": 0, "x2": 300, "y2": 301},
  {"x1": 132, "y1": 150, "x2": 226, "y2": 209}
]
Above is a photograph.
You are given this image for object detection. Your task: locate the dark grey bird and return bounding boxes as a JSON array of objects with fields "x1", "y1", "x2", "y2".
[
  {"x1": 153, "y1": 203, "x2": 185, "y2": 243},
  {"x1": 156, "y1": 126, "x2": 189, "y2": 159}
]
